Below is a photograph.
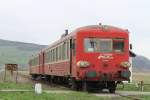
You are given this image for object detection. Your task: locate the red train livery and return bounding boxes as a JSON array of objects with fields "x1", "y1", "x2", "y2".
[{"x1": 29, "y1": 24, "x2": 132, "y2": 93}]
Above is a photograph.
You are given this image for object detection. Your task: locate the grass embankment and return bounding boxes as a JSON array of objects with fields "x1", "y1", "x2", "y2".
[
  {"x1": 117, "y1": 83, "x2": 150, "y2": 92},
  {"x1": 0, "y1": 82, "x2": 33, "y2": 90},
  {"x1": 117, "y1": 72, "x2": 150, "y2": 92},
  {"x1": 0, "y1": 91, "x2": 110, "y2": 100},
  {"x1": 0, "y1": 82, "x2": 108, "y2": 100},
  {"x1": 0, "y1": 82, "x2": 149, "y2": 100},
  {"x1": 133, "y1": 73, "x2": 150, "y2": 83}
]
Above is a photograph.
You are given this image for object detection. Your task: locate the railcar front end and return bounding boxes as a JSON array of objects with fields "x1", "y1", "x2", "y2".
[{"x1": 73, "y1": 25, "x2": 131, "y2": 92}]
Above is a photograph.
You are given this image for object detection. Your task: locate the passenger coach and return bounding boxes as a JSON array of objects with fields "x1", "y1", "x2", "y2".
[{"x1": 29, "y1": 24, "x2": 133, "y2": 93}]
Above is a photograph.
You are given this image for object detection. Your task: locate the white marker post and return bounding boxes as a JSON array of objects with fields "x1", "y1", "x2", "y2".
[
  {"x1": 35, "y1": 83, "x2": 42, "y2": 94},
  {"x1": 129, "y1": 57, "x2": 133, "y2": 83}
]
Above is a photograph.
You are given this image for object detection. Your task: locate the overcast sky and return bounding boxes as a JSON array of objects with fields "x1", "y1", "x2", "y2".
[{"x1": 0, "y1": 0, "x2": 149, "y2": 59}]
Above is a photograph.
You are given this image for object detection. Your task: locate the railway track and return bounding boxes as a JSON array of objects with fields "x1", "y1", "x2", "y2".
[
  {"x1": 18, "y1": 72, "x2": 69, "y2": 90},
  {"x1": 116, "y1": 93, "x2": 143, "y2": 100}
]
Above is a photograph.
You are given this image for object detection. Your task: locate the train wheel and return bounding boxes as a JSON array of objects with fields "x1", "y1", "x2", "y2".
[
  {"x1": 108, "y1": 81, "x2": 116, "y2": 93},
  {"x1": 31, "y1": 74, "x2": 37, "y2": 80},
  {"x1": 109, "y1": 89, "x2": 115, "y2": 93},
  {"x1": 82, "y1": 81, "x2": 88, "y2": 91},
  {"x1": 70, "y1": 79, "x2": 77, "y2": 90}
]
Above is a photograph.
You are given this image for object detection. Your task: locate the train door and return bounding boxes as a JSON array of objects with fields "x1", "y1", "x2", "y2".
[
  {"x1": 70, "y1": 38, "x2": 76, "y2": 77},
  {"x1": 39, "y1": 52, "x2": 44, "y2": 75}
]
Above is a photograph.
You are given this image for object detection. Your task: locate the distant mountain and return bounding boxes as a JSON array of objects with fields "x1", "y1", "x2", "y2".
[
  {"x1": 132, "y1": 55, "x2": 150, "y2": 72},
  {"x1": 0, "y1": 39, "x2": 47, "y2": 69}
]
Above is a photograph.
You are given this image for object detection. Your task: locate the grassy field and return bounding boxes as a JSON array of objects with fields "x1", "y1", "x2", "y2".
[
  {"x1": 0, "y1": 82, "x2": 33, "y2": 90},
  {"x1": 116, "y1": 72, "x2": 150, "y2": 92},
  {"x1": 133, "y1": 72, "x2": 150, "y2": 83},
  {"x1": 0, "y1": 91, "x2": 110, "y2": 100},
  {"x1": 0, "y1": 82, "x2": 110, "y2": 100},
  {"x1": 0, "y1": 79, "x2": 150, "y2": 100},
  {"x1": 0, "y1": 82, "x2": 133, "y2": 100},
  {"x1": 117, "y1": 83, "x2": 150, "y2": 92}
]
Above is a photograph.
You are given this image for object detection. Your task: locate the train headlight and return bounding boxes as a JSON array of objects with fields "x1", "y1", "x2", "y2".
[
  {"x1": 120, "y1": 61, "x2": 131, "y2": 68},
  {"x1": 77, "y1": 61, "x2": 90, "y2": 68}
]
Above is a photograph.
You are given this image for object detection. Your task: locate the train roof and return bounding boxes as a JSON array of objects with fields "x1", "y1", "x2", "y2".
[{"x1": 76, "y1": 25, "x2": 128, "y2": 33}]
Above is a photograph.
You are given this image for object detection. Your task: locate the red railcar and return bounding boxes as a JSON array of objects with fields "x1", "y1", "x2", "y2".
[{"x1": 29, "y1": 25, "x2": 131, "y2": 93}]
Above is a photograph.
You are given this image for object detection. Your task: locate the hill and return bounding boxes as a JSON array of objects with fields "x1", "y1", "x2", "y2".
[
  {"x1": 132, "y1": 55, "x2": 150, "y2": 72},
  {"x1": 0, "y1": 39, "x2": 46, "y2": 69}
]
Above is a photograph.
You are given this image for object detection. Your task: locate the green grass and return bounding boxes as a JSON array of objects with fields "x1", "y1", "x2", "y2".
[
  {"x1": 141, "y1": 95, "x2": 150, "y2": 100},
  {"x1": 0, "y1": 82, "x2": 33, "y2": 90},
  {"x1": 0, "y1": 82, "x2": 150, "y2": 100},
  {"x1": 0, "y1": 91, "x2": 136, "y2": 100},
  {"x1": 0, "y1": 91, "x2": 111, "y2": 100},
  {"x1": 0, "y1": 82, "x2": 125, "y2": 100},
  {"x1": 117, "y1": 83, "x2": 150, "y2": 92},
  {"x1": 116, "y1": 73, "x2": 150, "y2": 92}
]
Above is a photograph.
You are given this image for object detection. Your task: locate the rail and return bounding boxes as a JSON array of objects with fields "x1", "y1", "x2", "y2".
[{"x1": 117, "y1": 93, "x2": 143, "y2": 100}]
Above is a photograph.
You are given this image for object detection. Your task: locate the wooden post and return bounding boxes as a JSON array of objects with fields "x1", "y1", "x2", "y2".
[
  {"x1": 140, "y1": 81, "x2": 144, "y2": 92},
  {"x1": 15, "y1": 69, "x2": 18, "y2": 84},
  {"x1": 4, "y1": 64, "x2": 18, "y2": 83},
  {"x1": 4, "y1": 66, "x2": 6, "y2": 82}
]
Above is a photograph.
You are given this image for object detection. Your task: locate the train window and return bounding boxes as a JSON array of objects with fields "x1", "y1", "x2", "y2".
[
  {"x1": 32, "y1": 56, "x2": 39, "y2": 66},
  {"x1": 60, "y1": 45, "x2": 62, "y2": 60},
  {"x1": 54, "y1": 48, "x2": 56, "y2": 62},
  {"x1": 51, "y1": 50, "x2": 52, "y2": 61},
  {"x1": 65, "y1": 42, "x2": 67, "y2": 60},
  {"x1": 54, "y1": 49, "x2": 56, "y2": 62},
  {"x1": 62, "y1": 42, "x2": 67, "y2": 60},
  {"x1": 33, "y1": 59, "x2": 35, "y2": 65},
  {"x1": 49, "y1": 51, "x2": 51, "y2": 62},
  {"x1": 99, "y1": 39, "x2": 112, "y2": 52},
  {"x1": 84, "y1": 38, "x2": 98, "y2": 52},
  {"x1": 84, "y1": 38, "x2": 113, "y2": 53},
  {"x1": 59, "y1": 45, "x2": 61, "y2": 60},
  {"x1": 62, "y1": 43, "x2": 65, "y2": 60},
  {"x1": 56, "y1": 47, "x2": 58, "y2": 61},
  {"x1": 61, "y1": 44, "x2": 63, "y2": 60},
  {"x1": 73, "y1": 39, "x2": 76, "y2": 56},
  {"x1": 49, "y1": 50, "x2": 51, "y2": 62},
  {"x1": 53, "y1": 49, "x2": 55, "y2": 62},
  {"x1": 50, "y1": 50, "x2": 52, "y2": 62},
  {"x1": 52, "y1": 49, "x2": 54, "y2": 62},
  {"x1": 48, "y1": 51, "x2": 50, "y2": 63},
  {"x1": 113, "y1": 39, "x2": 124, "y2": 53},
  {"x1": 45, "y1": 52, "x2": 48, "y2": 63}
]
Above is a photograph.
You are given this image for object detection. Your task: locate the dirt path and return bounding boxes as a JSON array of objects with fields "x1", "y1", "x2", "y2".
[
  {"x1": 0, "y1": 88, "x2": 150, "y2": 96},
  {"x1": 94, "y1": 91, "x2": 150, "y2": 97}
]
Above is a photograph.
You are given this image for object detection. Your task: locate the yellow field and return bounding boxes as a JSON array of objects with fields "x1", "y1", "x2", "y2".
[{"x1": 133, "y1": 72, "x2": 150, "y2": 83}]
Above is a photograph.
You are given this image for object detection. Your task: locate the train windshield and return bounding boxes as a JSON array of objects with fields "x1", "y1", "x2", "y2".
[
  {"x1": 113, "y1": 39, "x2": 124, "y2": 53},
  {"x1": 84, "y1": 38, "x2": 124, "y2": 53}
]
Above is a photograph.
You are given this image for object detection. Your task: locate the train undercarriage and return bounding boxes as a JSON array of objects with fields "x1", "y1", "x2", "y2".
[
  {"x1": 31, "y1": 74, "x2": 117, "y2": 93},
  {"x1": 70, "y1": 79, "x2": 117, "y2": 93}
]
